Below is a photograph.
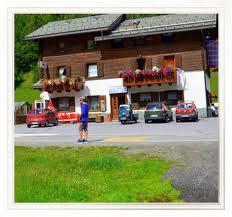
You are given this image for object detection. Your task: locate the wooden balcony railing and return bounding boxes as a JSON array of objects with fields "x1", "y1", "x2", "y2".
[
  {"x1": 41, "y1": 77, "x2": 85, "y2": 93},
  {"x1": 119, "y1": 69, "x2": 177, "y2": 87}
]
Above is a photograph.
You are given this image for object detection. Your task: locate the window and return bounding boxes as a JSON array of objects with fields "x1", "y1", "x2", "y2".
[
  {"x1": 89, "y1": 96, "x2": 99, "y2": 111},
  {"x1": 58, "y1": 66, "x2": 66, "y2": 80},
  {"x1": 164, "y1": 55, "x2": 175, "y2": 68},
  {"x1": 137, "y1": 58, "x2": 146, "y2": 70},
  {"x1": 59, "y1": 98, "x2": 70, "y2": 111},
  {"x1": 146, "y1": 103, "x2": 162, "y2": 110},
  {"x1": 112, "y1": 39, "x2": 124, "y2": 48},
  {"x1": 140, "y1": 93, "x2": 151, "y2": 108},
  {"x1": 178, "y1": 103, "x2": 193, "y2": 109},
  {"x1": 29, "y1": 109, "x2": 43, "y2": 115},
  {"x1": 87, "y1": 64, "x2": 98, "y2": 77},
  {"x1": 168, "y1": 91, "x2": 177, "y2": 100},
  {"x1": 59, "y1": 42, "x2": 65, "y2": 52},
  {"x1": 87, "y1": 40, "x2": 95, "y2": 49},
  {"x1": 167, "y1": 91, "x2": 178, "y2": 105}
]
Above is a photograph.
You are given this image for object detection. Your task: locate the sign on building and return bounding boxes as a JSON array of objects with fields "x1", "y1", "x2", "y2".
[{"x1": 109, "y1": 86, "x2": 127, "y2": 94}]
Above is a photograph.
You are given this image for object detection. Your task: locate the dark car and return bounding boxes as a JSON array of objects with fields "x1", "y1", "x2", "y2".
[
  {"x1": 118, "y1": 104, "x2": 139, "y2": 124},
  {"x1": 176, "y1": 101, "x2": 198, "y2": 122},
  {"x1": 144, "y1": 102, "x2": 173, "y2": 123},
  {"x1": 26, "y1": 108, "x2": 58, "y2": 128}
]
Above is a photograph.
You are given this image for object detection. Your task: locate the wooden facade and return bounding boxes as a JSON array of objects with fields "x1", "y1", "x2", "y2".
[{"x1": 40, "y1": 30, "x2": 206, "y2": 81}]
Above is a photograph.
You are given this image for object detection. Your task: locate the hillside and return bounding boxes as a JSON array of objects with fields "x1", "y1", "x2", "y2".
[
  {"x1": 15, "y1": 72, "x2": 40, "y2": 104},
  {"x1": 210, "y1": 70, "x2": 218, "y2": 103}
]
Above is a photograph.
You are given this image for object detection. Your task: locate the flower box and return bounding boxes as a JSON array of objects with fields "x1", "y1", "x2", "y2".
[
  {"x1": 119, "y1": 67, "x2": 177, "y2": 87},
  {"x1": 41, "y1": 77, "x2": 85, "y2": 93}
]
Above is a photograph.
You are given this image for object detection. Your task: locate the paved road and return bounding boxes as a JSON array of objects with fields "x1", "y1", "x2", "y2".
[
  {"x1": 15, "y1": 117, "x2": 218, "y2": 146},
  {"x1": 15, "y1": 117, "x2": 219, "y2": 203}
]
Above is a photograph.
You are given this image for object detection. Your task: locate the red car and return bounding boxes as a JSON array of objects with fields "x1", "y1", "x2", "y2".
[
  {"x1": 176, "y1": 101, "x2": 198, "y2": 122},
  {"x1": 26, "y1": 108, "x2": 58, "y2": 128}
]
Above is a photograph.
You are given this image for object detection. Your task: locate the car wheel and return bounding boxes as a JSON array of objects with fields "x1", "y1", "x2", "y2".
[
  {"x1": 165, "y1": 116, "x2": 169, "y2": 123},
  {"x1": 121, "y1": 121, "x2": 125, "y2": 125},
  {"x1": 176, "y1": 119, "x2": 179, "y2": 122},
  {"x1": 145, "y1": 119, "x2": 148, "y2": 123},
  {"x1": 193, "y1": 116, "x2": 198, "y2": 122},
  {"x1": 27, "y1": 124, "x2": 31, "y2": 128}
]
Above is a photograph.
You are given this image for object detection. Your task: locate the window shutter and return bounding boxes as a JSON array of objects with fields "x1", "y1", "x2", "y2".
[
  {"x1": 56, "y1": 67, "x2": 59, "y2": 78},
  {"x1": 146, "y1": 57, "x2": 152, "y2": 70},
  {"x1": 65, "y1": 66, "x2": 71, "y2": 78},
  {"x1": 69, "y1": 97, "x2": 75, "y2": 112},
  {"x1": 99, "y1": 95, "x2": 106, "y2": 112},
  {"x1": 175, "y1": 54, "x2": 182, "y2": 69},
  {"x1": 97, "y1": 62, "x2": 104, "y2": 77}
]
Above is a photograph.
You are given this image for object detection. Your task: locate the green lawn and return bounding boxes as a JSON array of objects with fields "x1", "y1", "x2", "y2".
[
  {"x1": 15, "y1": 72, "x2": 40, "y2": 104},
  {"x1": 15, "y1": 146, "x2": 182, "y2": 203},
  {"x1": 210, "y1": 71, "x2": 218, "y2": 103}
]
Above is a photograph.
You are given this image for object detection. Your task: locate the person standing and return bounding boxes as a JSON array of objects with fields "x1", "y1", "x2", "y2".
[
  {"x1": 210, "y1": 103, "x2": 218, "y2": 117},
  {"x1": 77, "y1": 97, "x2": 89, "y2": 143}
]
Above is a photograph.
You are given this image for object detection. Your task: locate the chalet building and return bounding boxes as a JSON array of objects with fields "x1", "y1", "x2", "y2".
[{"x1": 26, "y1": 14, "x2": 217, "y2": 120}]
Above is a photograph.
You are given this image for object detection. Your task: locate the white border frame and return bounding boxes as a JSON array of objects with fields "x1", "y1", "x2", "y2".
[{"x1": 7, "y1": 6, "x2": 224, "y2": 211}]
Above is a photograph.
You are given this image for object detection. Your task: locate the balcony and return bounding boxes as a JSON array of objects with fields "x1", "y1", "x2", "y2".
[
  {"x1": 41, "y1": 77, "x2": 85, "y2": 93},
  {"x1": 119, "y1": 67, "x2": 177, "y2": 87}
]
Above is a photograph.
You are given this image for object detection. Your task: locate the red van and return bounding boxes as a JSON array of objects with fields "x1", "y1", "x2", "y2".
[
  {"x1": 176, "y1": 101, "x2": 198, "y2": 122},
  {"x1": 26, "y1": 108, "x2": 58, "y2": 128}
]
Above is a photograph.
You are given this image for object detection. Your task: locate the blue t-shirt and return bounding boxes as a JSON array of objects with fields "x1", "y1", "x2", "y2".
[{"x1": 80, "y1": 102, "x2": 89, "y2": 122}]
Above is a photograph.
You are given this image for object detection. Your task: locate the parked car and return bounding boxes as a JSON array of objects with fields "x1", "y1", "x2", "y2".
[
  {"x1": 26, "y1": 108, "x2": 58, "y2": 128},
  {"x1": 144, "y1": 102, "x2": 173, "y2": 123},
  {"x1": 118, "y1": 104, "x2": 139, "y2": 124},
  {"x1": 176, "y1": 101, "x2": 198, "y2": 122}
]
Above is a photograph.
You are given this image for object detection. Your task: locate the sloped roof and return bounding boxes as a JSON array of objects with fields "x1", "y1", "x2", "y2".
[
  {"x1": 15, "y1": 101, "x2": 30, "y2": 111},
  {"x1": 25, "y1": 14, "x2": 122, "y2": 40},
  {"x1": 32, "y1": 80, "x2": 42, "y2": 89},
  {"x1": 95, "y1": 14, "x2": 217, "y2": 41}
]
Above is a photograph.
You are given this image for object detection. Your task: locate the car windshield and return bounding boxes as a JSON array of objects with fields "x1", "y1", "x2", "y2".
[
  {"x1": 29, "y1": 109, "x2": 44, "y2": 115},
  {"x1": 178, "y1": 103, "x2": 193, "y2": 109},
  {"x1": 120, "y1": 106, "x2": 130, "y2": 112},
  {"x1": 147, "y1": 104, "x2": 162, "y2": 110}
]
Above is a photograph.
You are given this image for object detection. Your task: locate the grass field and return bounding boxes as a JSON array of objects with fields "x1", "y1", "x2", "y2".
[
  {"x1": 15, "y1": 72, "x2": 40, "y2": 104},
  {"x1": 15, "y1": 146, "x2": 182, "y2": 203},
  {"x1": 210, "y1": 71, "x2": 218, "y2": 103}
]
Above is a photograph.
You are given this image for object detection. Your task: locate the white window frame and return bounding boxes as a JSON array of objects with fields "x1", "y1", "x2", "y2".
[{"x1": 87, "y1": 64, "x2": 98, "y2": 78}]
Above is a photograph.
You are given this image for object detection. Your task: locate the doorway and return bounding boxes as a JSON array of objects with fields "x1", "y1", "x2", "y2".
[{"x1": 110, "y1": 94, "x2": 126, "y2": 120}]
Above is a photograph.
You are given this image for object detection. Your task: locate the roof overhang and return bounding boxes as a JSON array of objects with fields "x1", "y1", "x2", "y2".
[
  {"x1": 25, "y1": 27, "x2": 109, "y2": 41},
  {"x1": 95, "y1": 23, "x2": 216, "y2": 41},
  {"x1": 25, "y1": 14, "x2": 123, "y2": 41}
]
